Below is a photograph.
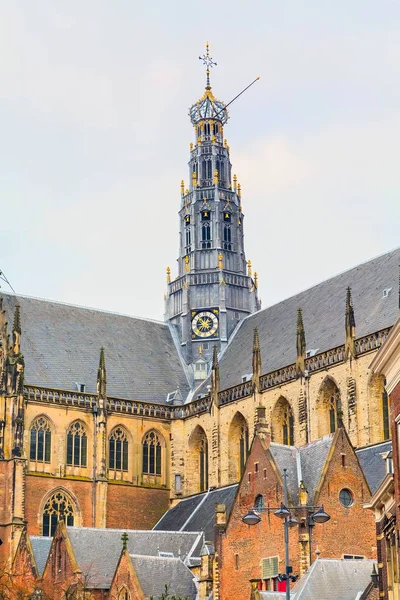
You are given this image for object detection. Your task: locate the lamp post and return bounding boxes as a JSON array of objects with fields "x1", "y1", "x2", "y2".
[{"x1": 242, "y1": 469, "x2": 330, "y2": 600}]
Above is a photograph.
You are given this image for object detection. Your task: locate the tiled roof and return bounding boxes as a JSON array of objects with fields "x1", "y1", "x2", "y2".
[
  {"x1": 1, "y1": 294, "x2": 190, "y2": 402},
  {"x1": 217, "y1": 247, "x2": 400, "y2": 390},
  {"x1": 291, "y1": 558, "x2": 375, "y2": 599},
  {"x1": 30, "y1": 536, "x2": 52, "y2": 576},
  {"x1": 356, "y1": 440, "x2": 392, "y2": 493},
  {"x1": 66, "y1": 527, "x2": 203, "y2": 588},
  {"x1": 130, "y1": 554, "x2": 197, "y2": 600},
  {"x1": 154, "y1": 485, "x2": 238, "y2": 542}
]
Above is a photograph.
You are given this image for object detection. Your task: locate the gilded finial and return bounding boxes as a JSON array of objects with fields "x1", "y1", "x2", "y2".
[
  {"x1": 213, "y1": 169, "x2": 219, "y2": 185},
  {"x1": 199, "y1": 41, "x2": 217, "y2": 89},
  {"x1": 211, "y1": 135, "x2": 216, "y2": 144},
  {"x1": 181, "y1": 180, "x2": 184, "y2": 196},
  {"x1": 237, "y1": 183, "x2": 241, "y2": 198},
  {"x1": 198, "y1": 345, "x2": 203, "y2": 355},
  {"x1": 254, "y1": 272, "x2": 258, "y2": 288},
  {"x1": 233, "y1": 174, "x2": 237, "y2": 191},
  {"x1": 185, "y1": 188, "x2": 189, "y2": 195},
  {"x1": 166, "y1": 266, "x2": 171, "y2": 283},
  {"x1": 224, "y1": 139, "x2": 227, "y2": 147},
  {"x1": 197, "y1": 136, "x2": 201, "y2": 146},
  {"x1": 184, "y1": 255, "x2": 190, "y2": 272},
  {"x1": 192, "y1": 171, "x2": 197, "y2": 187},
  {"x1": 121, "y1": 532, "x2": 128, "y2": 551},
  {"x1": 218, "y1": 252, "x2": 223, "y2": 270},
  {"x1": 190, "y1": 142, "x2": 193, "y2": 151},
  {"x1": 247, "y1": 260, "x2": 252, "y2": 276}
]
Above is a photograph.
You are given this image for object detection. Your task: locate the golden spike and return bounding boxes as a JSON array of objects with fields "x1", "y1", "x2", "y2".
[
  {"x1": 213, "y1": 169, "x2": 219, "y2": 185},
  {"x1": 247, "y1": 260, "x2": 252, "y2": 276},
  {"x1": 218, "y1": 252, "x2": 223, "y2": 270},
  {"x1": 238, "y1": 183, "x2": 242, "y2": 198},
  {"x1": 254, "y1": 272, "x2": 258, "y2": 288},
  {"x1": 233, "y1": 174, "x2": 237, "y2": 191},
  {"x1": 181, "y1": 180, "x2": 184, "y2": 195},
  {"x1": 166, "y1": 266, "x2": 171, "y2": 283}
]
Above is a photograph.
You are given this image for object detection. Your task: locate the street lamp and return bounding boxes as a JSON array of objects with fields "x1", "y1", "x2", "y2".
[{"x1": 242, "y1": 469, "x2": 331, "y2": 600}]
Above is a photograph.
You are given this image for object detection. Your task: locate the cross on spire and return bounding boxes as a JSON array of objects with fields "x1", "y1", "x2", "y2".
[
  {"x1": 199, "y1": 42, "x2": 217, "y2": 88},
  {"x1": 121, "y1": 532, "x2": 128, "y2": 550}
]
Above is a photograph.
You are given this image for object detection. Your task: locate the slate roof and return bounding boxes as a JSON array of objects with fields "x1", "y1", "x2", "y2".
[
  {"x1": 217, "y1": 247, "x2": 400, "y2": 390},
  {"x1": 270, "y1": 434, "x2": 334, "y2": 504},
  {"x1": 66, "y1": 527, "x2": 203, "y2": 588},
  {"x1": 130, "y1": 554, "x2": 197, "y2": 600},
  {"x1": 153, "y1": 485, "x2": 238, "y2": 542},
  {"x1": 1, "y1": 293, "x2": 190, "y2": 402},
  {"x1": 356, "y1": 441, "x2": 392, "y2": 493},
  {"x1": 290, "y1": 558, "x2": 376, "y2": 599},
  {"x1": 30, "y1": 536, "x2": 52, "y2": 576}
]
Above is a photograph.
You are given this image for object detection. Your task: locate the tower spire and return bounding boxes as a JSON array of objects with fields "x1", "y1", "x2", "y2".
[
  {"x1": 97, "y1": 347, "x2": 107, "y2": 404},
  {"x1": 345, "y1": 287, "x2": 356, "y2": 360},
  {"x1": 296, "y1": 308, "x2": 306, "y2": 376},
  {"x1": 252, "y1": 328, "x2": 262, "y2": 390}
]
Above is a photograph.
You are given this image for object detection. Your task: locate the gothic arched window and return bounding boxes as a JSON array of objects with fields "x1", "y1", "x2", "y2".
[
  {"x1": 382, "y1": 386, "x2": 390, "y2": 440},
  {"x1": 109, "y1": 427, "x2": 128, "y2": 471},
  {"x1": 199, "y1": 436, "x2": 209, "y2": 492},
  {"x1": 66, "y1": 421, "x2": 87, "y2": 467},
  {"x1": 239, "y1": 423, "x2": 249, "y2": 478},
  {"x1": 42, "y1": 490, "x2": 74, "y2": 537},
  {"x1": 30, "y1": 417, "x2": 51, "y2": 463},
  {"x1": 329, "y1": 393, "x2": 338, "y2": 434},
  {"x1": 142, "y1": 431, "x2": 162, "y2": 476},
  {"x1": 223, "y1": 224, "x2": 232, "y2": 250},
  {"x1": 201, "y1": 222, "x2": 211, "y2": 249},
  {"x1": 317, "y1": 378, "x2": 340, "y2": 438},
  {"x1": 282, "y1": 406, "x2": 295, "y2": 446}
]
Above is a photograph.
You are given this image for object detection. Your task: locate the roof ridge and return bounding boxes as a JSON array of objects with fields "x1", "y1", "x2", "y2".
[
  {"x1": 356, "y1": 440, "x2": 392, "y2": 452},
  {"x1": 129, "y1": 554, "x2": 184, "y2": 562},
  {"x1": 244, "y1": 245, "x2": 400, "y2": 318},
  {"x1": 66, "y1": 526, "x2": 200, "y2": 535},
  {"x1": 0, "y1": 291, "x2": 166, "y2": 326}
]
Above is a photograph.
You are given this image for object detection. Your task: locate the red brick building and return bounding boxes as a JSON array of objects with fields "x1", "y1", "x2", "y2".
[
  {"x1": 367, "y1": 317, "x2": 400, "y2": 599},
  {"x1": 215, "y1": 407, "x2": 377, "y2": 600}
]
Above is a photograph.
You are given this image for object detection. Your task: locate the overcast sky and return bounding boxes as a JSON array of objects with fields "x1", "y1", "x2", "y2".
[{"x1": 1, "y1": 1, "x2": 399, "y2": 321}]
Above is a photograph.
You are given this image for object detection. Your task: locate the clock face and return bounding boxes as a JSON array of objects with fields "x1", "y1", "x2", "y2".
[{"x1": 191, "y1": 310, "x2": 219, "y2": 339}]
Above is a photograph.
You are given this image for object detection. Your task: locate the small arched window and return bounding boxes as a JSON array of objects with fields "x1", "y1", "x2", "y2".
[
  {"x1": 143, "y1": 431, "x2": 162, "y2": 476},
  {"x1": 66, "y1": 421, "x2": 87, "y2": 467},
  {"x1": 30, "y1": 417, "x2": 51, "y2": 463},
  {"x1": 42, "y1": 490, "x2": 74, "y2": 537},
  {"x1": 254, "y1": 494, "x2": 265, "y2": 510},
  {"x1": 109, "y1": 427, "x2": 128, "y2": 471}
]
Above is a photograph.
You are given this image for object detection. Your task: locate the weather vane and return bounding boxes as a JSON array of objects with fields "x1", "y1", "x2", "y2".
[{"x1": 199, "y1": 42, "x2": 217, "y2": 87}]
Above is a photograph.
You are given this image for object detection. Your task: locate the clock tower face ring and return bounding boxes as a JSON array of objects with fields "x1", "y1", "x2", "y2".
[{"x1": 191, "y1": 310, "x2": 219, "y2": 338}]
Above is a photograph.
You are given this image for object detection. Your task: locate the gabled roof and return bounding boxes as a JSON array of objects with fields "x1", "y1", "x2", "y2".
[
  {"x1": 269, "y1": 434, "x2": 335, "y2": 504},
  {"x1": 218, "y1": 247, "x2": 400, "y2": 390},
  {"x1": 66, "y1": 526, "x2": 203, "y2": 588},
  {"x1": 153, "y1": 485, "x2": 238, "y2": 542},
  {"x1": 1, "y1": 293, "x2": 190, "y2": 402},
  {"x1": 129, "y1": 554, "x2": 197, "y2": 600},
  {"x1": 291, "y1": 558, "x2": 376, "y2": 600},
  {"x1": 30, "y1": 536, "x2": 52, "y2": 577},
  {"x1": 356, "y1": 440, "x2": 392, "y2": 493}
]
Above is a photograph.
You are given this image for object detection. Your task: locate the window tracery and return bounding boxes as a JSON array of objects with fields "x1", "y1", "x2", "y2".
[
  {"x1": 282, "y1": 406, "x2": 294, "y2": 445},
  {"x1": 109, "y1": 427, "x2": 128, "y2": 471},
  {"x1": 30, "y1": 416, "x2": 51, "y2": 463},
  {"x1": 67, "y1": 421, "x2": 87, "y2": 467},
  {"x1": 142, "y1": 430, "x2": 162, "y2": 476},
  {"x1": 42, "y1": 490, "x2": 74, "y2": 537}
]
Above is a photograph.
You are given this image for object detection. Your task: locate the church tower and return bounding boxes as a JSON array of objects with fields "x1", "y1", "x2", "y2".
[{"x1": 165, "y1": 44, "x2": 260, "y2": 380}]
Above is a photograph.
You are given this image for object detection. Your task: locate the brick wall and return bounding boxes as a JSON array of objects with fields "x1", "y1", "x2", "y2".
[{"x1": 106, "y1": 483, "x2": 169, "y2": 530}]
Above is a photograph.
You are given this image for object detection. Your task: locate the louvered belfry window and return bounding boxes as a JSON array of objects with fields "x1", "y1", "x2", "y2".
[{"x1": 261, "y1": 556, "x2": 279, "y2": 580}]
